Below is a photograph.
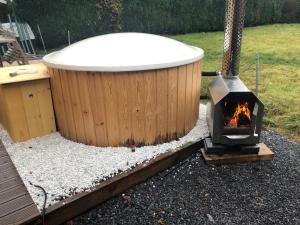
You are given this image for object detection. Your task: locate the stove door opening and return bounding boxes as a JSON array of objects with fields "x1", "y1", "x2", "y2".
[{"x1": 222, "y1": 99, "x2": 255, "y2": 135}]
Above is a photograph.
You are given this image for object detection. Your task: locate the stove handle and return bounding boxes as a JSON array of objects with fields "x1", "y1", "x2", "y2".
[{"x1": 251, "y1": 103, "x2": 259, "y2": 137}]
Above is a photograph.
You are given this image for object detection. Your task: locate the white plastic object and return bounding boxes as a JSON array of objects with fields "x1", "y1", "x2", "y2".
[{"x1": 9, "y1": 69, "x2": 39, "y2": 77}]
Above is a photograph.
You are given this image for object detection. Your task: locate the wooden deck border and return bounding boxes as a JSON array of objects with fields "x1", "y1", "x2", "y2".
[
  {"x1": 33, "y1": 140, "x2": 202, "y2": 225},
  {"x1": 201, "y1": 143, "x2": 274, "y2": 165},
  {"x1": 0, "y1": 141, "x2": 40, "y2": 225}
]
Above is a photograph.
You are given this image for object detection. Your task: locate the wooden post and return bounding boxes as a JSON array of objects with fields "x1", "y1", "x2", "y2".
[
  {"x1": 68, "y1": 30, "x2": 71, "y2": 46},
  {"x1": 22, "y1": 23, "x2": 36, "y2": 55},
  {"x1": 37, "y1": 24, "x2": 47, "y2": 54},
  {"x1": 255, "y1": 53, "x2": 260, "y2": 97}
]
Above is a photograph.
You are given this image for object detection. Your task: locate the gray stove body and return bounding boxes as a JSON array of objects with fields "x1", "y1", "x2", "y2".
[{"x1": 206, "y1": 76, "x2": 264, "y2": 146}]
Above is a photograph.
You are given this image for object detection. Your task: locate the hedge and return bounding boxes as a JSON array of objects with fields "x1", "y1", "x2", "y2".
[
  {"x1": 10, "y1": 0, "x2": 293, "y2": 49},
  {"x1": 121, "y1": 0, "x2": 284, "y2": 34},
  {"x1": 281, "y1": 0, "x2": 300, "y2": 22}
]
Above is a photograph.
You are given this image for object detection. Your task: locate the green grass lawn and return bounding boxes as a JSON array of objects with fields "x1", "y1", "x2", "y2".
[{"x1": 172, "y1": 24, "x2": 300, "y2": 142}]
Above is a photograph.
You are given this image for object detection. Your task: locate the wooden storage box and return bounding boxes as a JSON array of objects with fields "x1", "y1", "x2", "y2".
[{"x1": 0, "y1": 64, "x2": 56, "y2": 142}]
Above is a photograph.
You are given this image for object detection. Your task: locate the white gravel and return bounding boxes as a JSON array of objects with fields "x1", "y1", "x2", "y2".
[{"x1": 0, "y1": 104, "x2": 208, "y2": 210}]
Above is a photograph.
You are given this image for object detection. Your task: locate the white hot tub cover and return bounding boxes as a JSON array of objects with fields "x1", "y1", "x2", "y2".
[{"x1": 43, "y1": 32, "x2": 204, "y2": 72}]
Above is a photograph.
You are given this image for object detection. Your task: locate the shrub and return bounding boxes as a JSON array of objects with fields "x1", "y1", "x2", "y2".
[
  {"x1": 121, "y1": 0, "x2": 225, "y2": 34},
  {"x1": 95, "y1": 0, "x2": 123, "y2": 33}
]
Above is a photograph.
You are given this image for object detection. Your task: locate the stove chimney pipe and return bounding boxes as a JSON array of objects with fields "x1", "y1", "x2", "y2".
[{"x1": 222, "y1": 0, "x2": 246, "y2": 78}]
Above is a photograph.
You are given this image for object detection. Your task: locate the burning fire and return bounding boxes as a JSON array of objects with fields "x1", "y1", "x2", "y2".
[{"x1": 228, "y1": 102, "x2": 251, "y2": 127}]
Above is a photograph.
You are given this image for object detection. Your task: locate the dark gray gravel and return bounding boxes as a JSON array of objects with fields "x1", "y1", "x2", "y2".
[{"x1": 74, "y1": 130, "x2": 300, "y2": 225}]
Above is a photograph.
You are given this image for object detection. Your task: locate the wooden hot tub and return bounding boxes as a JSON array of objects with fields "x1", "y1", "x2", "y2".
[{"x1": 43, "y1": 33, "x2": 204, "y2": 147}]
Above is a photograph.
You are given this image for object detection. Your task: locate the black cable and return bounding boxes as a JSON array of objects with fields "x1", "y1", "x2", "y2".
[
  {"x1": 200, "y1": 95, "x2": 209, "y2": 100},
  {"x1": 158, "y1": 159, "x2": 189, "y2": 179},
  {"x1": 157, "y1": 138, "x2": 207, "y2": 180},
  {"x1": 29, "y1": 182, "x2": 47, "y2": 225}
]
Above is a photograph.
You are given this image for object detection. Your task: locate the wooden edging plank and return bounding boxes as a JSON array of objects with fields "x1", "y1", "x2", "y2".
[{"x1": 40, "y1": 140, "x2": 202, "y2": 225}]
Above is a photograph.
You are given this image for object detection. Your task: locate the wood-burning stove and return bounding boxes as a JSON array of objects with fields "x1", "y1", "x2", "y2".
[{"x1": 204, "y1": 0, "x2": 264, "y2": 154}]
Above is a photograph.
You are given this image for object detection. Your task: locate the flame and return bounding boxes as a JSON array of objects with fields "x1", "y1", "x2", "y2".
[{"x1": 228, "y1": 102, "x2": 251, "y2": 127}]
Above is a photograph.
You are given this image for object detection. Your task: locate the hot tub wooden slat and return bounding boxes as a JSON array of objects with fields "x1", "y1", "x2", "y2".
[
  {"x1": 35, "y1": 79, "x2": 57, "y2": 135},
  {"x1": 167, "y1": 67, "x2": 178, "y2": 139},
  {"x1": 191, "y1": 62, "x2": 199, "y2": 127},
  {"x1": 130, "y1": 72, "x2": 146, "y2": 145},
  {"x1": 156, "y1": 69, "x2": 168, "y2": 142},
  {"x1": 185, "y1": 63, "x2": 194, "y2": 132},
  {"x1": 116, "y1": 72, "x2": 133, "y2": 145},
  {"x1": 59, "y1": 70, "x2": 77, "y2": 141},
  {"x1": 77, "y1": 72, "x2": 97, "y2": 145},
  {"x1": 102, "y1": 73, "x2": 121, "y2": 146},
  {"x1": 198, "y1": 63, "x2": 202, "y2": 117},
  {"x1": 88, "y1": 73, "x2": 109, "y2": 146},
  {"x1": 57, "y1": 68, "x2": 70, "y2": 138},
  {"x1": 67, "y1": 71, "x2": 86, "y2": 143},
  {"x1": 177, "y1": 65, "x2": 187, "y2": 137},
  {"x1": 49, "y1": 62, "x2": 202, "y2": 147},
  {"x1": 194, "y1": 62, "x2": 202, "y2": 124},
  {"x1": 50, "y1": 68, "x2": 68, "y2": 138},
  {"x1": 144, "y1": 71, "x2": 157, "y2": 144}
]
